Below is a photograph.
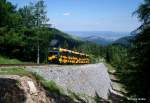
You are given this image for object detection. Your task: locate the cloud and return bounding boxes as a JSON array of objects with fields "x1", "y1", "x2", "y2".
[{"x1": 63, "y1": 12, "x2": 70, "y2": 16}]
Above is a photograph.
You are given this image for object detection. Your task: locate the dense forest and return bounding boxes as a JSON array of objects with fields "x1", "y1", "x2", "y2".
[{"x1": 0, "y1": 0, "x2": 150, "y2": 102}]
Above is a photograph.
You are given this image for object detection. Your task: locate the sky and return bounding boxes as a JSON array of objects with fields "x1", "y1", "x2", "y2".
[{"x1": 9, "y1": 0, "x2": 143, "y2": 32}]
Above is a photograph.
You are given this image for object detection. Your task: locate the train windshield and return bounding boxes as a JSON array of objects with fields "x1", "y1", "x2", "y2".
[{"x1": 48, "y1": 51, "x2": 59, "y2": 57}]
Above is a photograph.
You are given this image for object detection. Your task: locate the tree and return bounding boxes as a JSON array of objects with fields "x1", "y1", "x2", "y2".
[
  {"x1": 18, "y1": 0, "x2": 50, "y2": 63},
  {"x1": 34, "y1": 0, "x2": 49, "y2": 64},
  {"x1": 134, "y1": 0, "x2": 150, "y2": 25},
  {"x1": 18, "y1": 5, "x2": 35, "y2": 28},
  {"x1": 0, "y1": 0, "x2": 16, "y2": 27},
  {"x1": 121, "y1": 0, "x2": 150, "y2": 101},
  {"x1": 0, "y1": 0, "x2": 24, "y2": 58}
]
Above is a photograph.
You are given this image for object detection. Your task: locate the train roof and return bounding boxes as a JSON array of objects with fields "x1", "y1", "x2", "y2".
[{"x1": 50, "y1": 48, "x2": 89, "y2": 56}]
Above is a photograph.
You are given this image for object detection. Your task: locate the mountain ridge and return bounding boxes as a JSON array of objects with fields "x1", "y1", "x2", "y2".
[
  {"x1": 82, "y1": 35, "x2": 113, "y2": 46},
  {"x1": 66, "y1": 31, "x2": 130, "y2": 41}
]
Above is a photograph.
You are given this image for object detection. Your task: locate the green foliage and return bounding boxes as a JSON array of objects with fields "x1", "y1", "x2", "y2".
[
  {"x1": 105, "y1": 45, "x2": 128, "y2": 70},
  {"x1": 0, "y1": 0, "x2": 17, "y2": 27},
  {"x1": 134, "y1": 0, "x2": 150, "y2": 24},
  {"x1": 0, "y1": 0, "x2": 52, "y2": 63},
  {"x1": 114, "y1": 0, "x2": 150, "y2": 101},
  {"x1": 74, "y1": 41, "x2": 106, "y2": 63},
  {"x1": 121, "y1": 27, "x2": 150, "y2": 100}
]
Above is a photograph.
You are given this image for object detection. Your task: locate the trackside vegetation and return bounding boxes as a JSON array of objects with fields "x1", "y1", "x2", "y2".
[{"x1": 0, "y1": 55, "x2": 23, "y2": 64}]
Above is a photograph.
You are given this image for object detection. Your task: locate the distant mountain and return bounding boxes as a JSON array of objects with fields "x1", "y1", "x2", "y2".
[
  {"x1": 82, "y1": 35, "x2": 113, "y2": 46},
  {"x1": 52, "y1": 30, "x2": 133, "y2": 47},
  {"x1": 66, "y1": 31, "x2": 130, "y2": 41},
  {"x1": 113, "y1": 36, "x2": 134, "y2": 46}
]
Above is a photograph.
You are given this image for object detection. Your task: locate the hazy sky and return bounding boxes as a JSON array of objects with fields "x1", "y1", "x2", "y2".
[{"x1": 9, "y1": 0, "x2": 143, "y2": 32}]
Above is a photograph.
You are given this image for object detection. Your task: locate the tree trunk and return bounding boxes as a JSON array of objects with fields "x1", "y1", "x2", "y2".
[{"x1": 37, "y1": 42, "x2": 40, "y2": 64}]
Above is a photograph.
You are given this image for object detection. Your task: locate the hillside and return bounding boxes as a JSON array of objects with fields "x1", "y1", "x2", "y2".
[
  {"x1": 113, "y1": 36, "x2": 134, "y2": 46},
  {"x1": 49, "y1": 28, "x2": 83, "y2": 49}
]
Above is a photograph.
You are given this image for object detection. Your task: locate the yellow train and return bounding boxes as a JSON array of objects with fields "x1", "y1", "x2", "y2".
[{"x1": 48, "y1": 48, "x2": 90, "y2": 64}]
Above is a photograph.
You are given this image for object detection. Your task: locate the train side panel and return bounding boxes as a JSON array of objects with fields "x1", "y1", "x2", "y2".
[{"x1": 48, "y1": 48, "x2": 90, "y2": 64}]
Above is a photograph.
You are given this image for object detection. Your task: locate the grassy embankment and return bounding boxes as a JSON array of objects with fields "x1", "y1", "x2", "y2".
[{"x1": 0, "y1": 55, "x2": 23, "y2": 64}]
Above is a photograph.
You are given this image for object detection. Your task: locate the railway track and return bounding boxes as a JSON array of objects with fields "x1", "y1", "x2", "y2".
[{"x1": 0, "y1": 64, "x2": 48, "y2": 67}]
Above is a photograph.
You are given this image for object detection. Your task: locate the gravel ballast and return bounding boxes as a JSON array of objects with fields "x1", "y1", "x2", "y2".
[{"x1": 26, "y1": 63, "x2": 112, "y2": 100}]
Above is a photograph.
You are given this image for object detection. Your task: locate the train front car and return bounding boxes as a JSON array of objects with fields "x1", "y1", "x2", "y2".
[
  {"x1": 48, "y1": 48, "x2": 60, "y2": 64},
  {"x1": 48, "y1": 48, "x2": 90, "y2": 64}
]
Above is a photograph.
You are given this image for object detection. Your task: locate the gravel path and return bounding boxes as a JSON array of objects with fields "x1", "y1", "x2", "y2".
[{"x1": 26, "y1": 63, "x2": 112, "y2": 100}]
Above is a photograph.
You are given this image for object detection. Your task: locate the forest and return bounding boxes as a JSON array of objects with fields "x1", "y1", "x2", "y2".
[{"x1": 0, "y1": 0, "x2": 150, "y2": 102}]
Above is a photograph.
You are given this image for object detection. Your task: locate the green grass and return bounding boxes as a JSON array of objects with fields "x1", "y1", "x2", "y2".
[
  {"x1": 0, "y1": 55, "x2": 23, "y2": 64},
  {"x1": 0, "y1": 68, "x2": 34, "y2": 78}
]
